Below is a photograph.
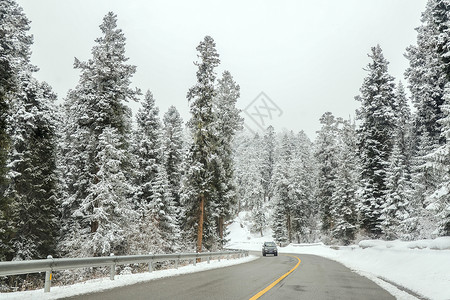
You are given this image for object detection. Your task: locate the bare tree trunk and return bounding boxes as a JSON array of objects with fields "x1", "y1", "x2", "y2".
[
  {"x1": 196, "y1": 194, "x2": 205, "y2": 254},
  {"x1": 218, "y1": 216, "x2": 224, "y2": 248},
  {"x1": 287, "y1": 213, "x2": 292, "y2": 243}
]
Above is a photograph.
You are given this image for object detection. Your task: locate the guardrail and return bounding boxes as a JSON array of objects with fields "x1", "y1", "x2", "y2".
[{"x1": 0, "y1": 250, "x2": 248, "y2": 293}]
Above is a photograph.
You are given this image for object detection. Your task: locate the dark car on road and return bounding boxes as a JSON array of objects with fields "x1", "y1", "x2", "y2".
[{"x1": 262, "y1": 241, "x2": 278, "y2": 256}]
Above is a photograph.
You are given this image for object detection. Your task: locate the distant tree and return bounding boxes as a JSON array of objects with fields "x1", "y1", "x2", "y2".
[
  {"x1": 233, "y1": 132, "x2": 264, "y2": 212},
  {"x1": 261, "y1": 126, "x2": 276, "y2": 202},
  {"x1": 314, "y1": 112, "x2": 339, "y2": 234},
  {"x1": 272, "y1": 198, "x2": 288, "y2": 245},
  {"x1": 290, "y1": 131, "x2": 316, "y2": 243},
  {"x1": 356, "y1": 45, "x2": 396, "y2": 238},
  {"x1": 272, "y1": 133, "x2": 296, "y2": 243}
]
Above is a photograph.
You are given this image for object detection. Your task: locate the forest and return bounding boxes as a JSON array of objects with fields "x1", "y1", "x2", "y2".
[{"x1": 0, "y1": 0, "x2": 450, "y2": 289}]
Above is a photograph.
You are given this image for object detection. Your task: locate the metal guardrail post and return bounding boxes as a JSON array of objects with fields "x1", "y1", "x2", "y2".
[
  {"x1": 207, "y1": 255, "x2": 210, "y2": 264},
  {"x1": 149, "y1": 260, "x2": 153, "y2": 273},
  {"x1": 110, "y1": 254, "x2": 115, "y2": 280},
  {"x1": 175, "y1": 257, "x2": 179, "y2": 269},
  {"x1": 44, "y1": 255, "x2": 53, "y2": 293}
]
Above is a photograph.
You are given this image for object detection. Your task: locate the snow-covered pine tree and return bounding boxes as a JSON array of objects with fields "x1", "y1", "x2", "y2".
[
  {"x1": 251, "y1": 198, "x2": 266, "y2": 237},
  {"x1": 5, "y1": 77, "x2": 59, "y2": 260},
  {"x1": 314, "y1": 112, "x2": 339, "y2": 235},
  {"x1": 381, "y1": 82, "x2": 414, "y2": 239},
  {"x1": 162, "y1": 105, "x2": 184, "y2": 247},
  {"x1": 356, "y1": 45, "x2": 397, "y2": 238},
  {"x1": 0, "y1": 0, "x2": 36, "y2": 261},
  {"x1": 0, "y1": 0, "x2": 36, "y2": 260},
  {"x1": 134, "y1": 90, "x2": 162, "y2": 209},
  {"x1": 211, "y1": 70, "x2": 243, "y2": 246},
  {"x1": 331, "y1": 119, "x2": 358, "y2": 245},
  {"x1": 183, "y1": 36, "x2": 220, "y2": 252},
  {"x1": 60, "y1": 12, "x2": 139, "y2": 257},
  {"x1": 405, "y1": 0, "x2": 447, "y2": 146},
  {"x1": 83, "y1": 127, "x2": 134, "y2": 256},
  {"x1": 272, "y1": 132, "x2": 296, "y2": 243},
  {"x1": 233, "y1": 132, "x2": 264, "y2": 212},
  {"x1": 272, "y1": 198, "x2": 288, "y2": 245},
  {"x1": 162, "y1": 106, "x2": 183, "y2": 206},
  {"x1": 426, "y1": 83, "x2": 450, "y2": 236},
  {"x1": 261, "y1": 126, "x2": 276, "y2": 202},
  {"x1": 0, "y1": 0, "x2": 60, "y2": 261},
  {"x1": 150, "y1": 163, "x2": 179, "y2": 253},
  {"x1": 290, "y1": 131, "x2": 317, "y2": 243}
]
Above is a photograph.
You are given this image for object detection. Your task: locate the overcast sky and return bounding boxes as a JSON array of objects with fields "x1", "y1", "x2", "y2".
[{"x1": 17, "y1": 0, "x2": 427, "y2": 139}]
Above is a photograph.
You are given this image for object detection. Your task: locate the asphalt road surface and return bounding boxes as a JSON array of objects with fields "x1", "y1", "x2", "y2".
[{"x1": 63, "y1": 253, "x2": 395, "y2": 300}]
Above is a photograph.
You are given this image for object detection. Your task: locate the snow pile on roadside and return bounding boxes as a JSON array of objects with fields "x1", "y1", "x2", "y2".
[
  {"x1": 0, "y1": 255, "x2": 258, "y2": 300},
  {"x1": 359, "y1": 237, "x2": 450, "y2": 250},
  {"x1": 226, "y1": 216, "x2": 450, "y2": 300}
]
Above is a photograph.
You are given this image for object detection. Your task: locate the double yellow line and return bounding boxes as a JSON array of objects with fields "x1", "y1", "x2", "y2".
[{"x1": 249, "y1": 255, "x2": 301, "y2": 300}]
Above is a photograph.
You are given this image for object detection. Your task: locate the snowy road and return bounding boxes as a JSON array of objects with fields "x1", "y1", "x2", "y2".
[{"x1": 61, "y1": 252, "x2": 394, "y2": 300}]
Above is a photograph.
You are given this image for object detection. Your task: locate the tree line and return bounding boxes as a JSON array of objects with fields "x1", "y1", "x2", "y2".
[
  {"x1": 236, "y1": 0, "x2": 450, "y2": 245},
  {"x1": 0, "y1": 0, "x2": 242, "y2": 278}
]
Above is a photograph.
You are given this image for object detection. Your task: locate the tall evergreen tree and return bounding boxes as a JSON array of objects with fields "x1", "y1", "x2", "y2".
[
  {"x1": 60, "y1": 12, "x2": 139, "y2": 257},
  {"x1": 405, "y1": 0, "x2": 447, "y2": 145},
  {"x1": 0, "y1": 0, "x2": 36, "y2": 261},
  {"x1": 183, "y1": 36, "x2": 220, "y2": 252},
  {"x1": 211, "y1": 70, "x2": 243, "y2": 246},
  {"x1": 356, "y1": 45, "x2": 396, "y2": 238},
  {"x1": 5, "y1": 77, "x2": 59, "y2": 260},
  {"x1": 272, "y1": 133, "x2": 296, "y2": 243},
  {"x1": 314, "y1": 112, "x2": 339, "y2": 234},
  {"x1": 134, "y1": 90, "x2": 162, "y2": 208},
  {"x1": 331, "y1": 119, "x2": 358, "y2": 244},
  {"x1": 162, "y1": 105, "x2": 184, "y2": 245},
  {"x1": 290, "y1": 131, "x2": 317, "y2": 243},
  {"x1": 382, "y1": 82, "x2": 413, "y2": 239}
]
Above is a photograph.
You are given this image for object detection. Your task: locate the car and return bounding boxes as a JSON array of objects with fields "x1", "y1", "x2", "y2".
[{"x1": 262, "y1": 241, "x2": 278, "y2": 256}]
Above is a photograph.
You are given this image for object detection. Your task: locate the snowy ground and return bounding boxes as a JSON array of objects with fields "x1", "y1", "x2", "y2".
[
  {"x1": 0, "y1": 255, "x2": 257, "y2": 299},
  {"x1": 226, "y1": 212, "x2": 450, "y2": 300}
]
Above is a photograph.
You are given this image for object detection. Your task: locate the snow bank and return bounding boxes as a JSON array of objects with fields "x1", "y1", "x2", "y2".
[
  {"x1": 0, "y1": 255, "x2": 258, "y2": 300},
  {"x1": 359, "y1": 237, "x2": 450, "y2": 250}
]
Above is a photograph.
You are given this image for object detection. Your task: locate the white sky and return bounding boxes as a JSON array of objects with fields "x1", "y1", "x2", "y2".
[{"x1": 16, "y1": 0, "x2": 427, "y2": 139}]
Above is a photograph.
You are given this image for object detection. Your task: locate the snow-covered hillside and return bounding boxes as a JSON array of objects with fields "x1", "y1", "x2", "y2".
[{"x1": 226, "y1": 213, "x2": 450, "y2": 300}]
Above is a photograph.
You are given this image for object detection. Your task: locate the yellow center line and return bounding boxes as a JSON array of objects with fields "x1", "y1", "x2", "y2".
[{"x1": 249, "y1": 255, "x2": 301, "y2": 300}]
